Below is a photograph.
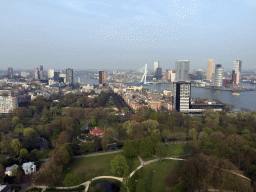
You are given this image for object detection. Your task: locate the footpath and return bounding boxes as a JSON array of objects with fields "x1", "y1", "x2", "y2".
[{"x1": 28, "y1": 142, "x2": 250, "y2": 192}]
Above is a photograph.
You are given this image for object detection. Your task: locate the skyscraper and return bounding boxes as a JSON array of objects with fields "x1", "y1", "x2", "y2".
[
  {"x1": 8, "y1": 68, "x2": 13, "y2": 79},
  {"x1": 233, "y1": 60, "x2": 242, "y2": 84},
  {"x1": 173, "y1": 81, "x2": 191, "y2": 112},
  {"x1": 206, "y1": 59, "x2": 215, "y2": 80},
  {"x1": 39, "y1": 65, "x2": 44, "y2": 79},
  {"x1": 154, "y1": 67, "x2": 162, "y2": 80},
  {"x1": 33, "y1": 67, "x2": 39, "y2": 79},
  {"x1": 211, "y1": 64, "x2": 223, "y2": 87},
  {"x1": 175, "y1": 60, "x2": 189, "y2": 81},
  {"x1": 154, "y1": 61, "x2": 159, "y2": 72},
  {"x1": 66, "y1": 68, "x2": 73, "y2": 84},
  {"x1": 48, "y1": 69, "x2": 54, "y2": 79},
  {"x1": 99, "y1": 71, "x2": 106, "y2": 85}
]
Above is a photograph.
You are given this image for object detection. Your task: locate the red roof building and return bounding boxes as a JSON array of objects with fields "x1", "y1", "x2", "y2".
[{"x1": 90, "y1": 128, "x2": 104, "y2": 137}]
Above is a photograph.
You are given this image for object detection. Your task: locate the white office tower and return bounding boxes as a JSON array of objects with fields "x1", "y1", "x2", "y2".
[
  {"x1": 233, "y1": 60, "x2": 242, "y2": 84},
  {"x1": 154, "y1": 61, "x2": 159, "y2": 72},
  {"x1": 206, "y1": 59, "x2": 215, "y2": 80},
  {"x1": 170, "y1": 70, "x2": 176, "y2": 82},
  {"x1": 211, "y1": 64, "x2": 223, "y2": 87},
  {"x1": 48, "y1": 69, "x2": 54, "y2": 79},
  {"x1": 175, "y1": 60, "x2": 190, "y2": 81},
  {"x1": 34, "y1": 67, "x2": 39, "y2": 79}
]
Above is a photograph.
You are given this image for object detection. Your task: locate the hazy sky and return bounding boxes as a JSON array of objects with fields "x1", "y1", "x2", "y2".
[{"x1": 1, "y1": 0, "x2": 256, "y2": 70}]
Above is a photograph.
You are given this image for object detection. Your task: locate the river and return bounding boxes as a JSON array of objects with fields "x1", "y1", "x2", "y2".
[{"x1": 75, "y1": 76, "x2": 256, "y2": 111}]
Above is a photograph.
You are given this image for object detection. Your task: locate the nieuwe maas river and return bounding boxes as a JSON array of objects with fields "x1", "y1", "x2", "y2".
[{"x1": 75, "y1": 76, "x2": 256, "y2": 111}]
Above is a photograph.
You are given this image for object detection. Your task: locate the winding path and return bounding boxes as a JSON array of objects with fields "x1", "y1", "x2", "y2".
[{"x1": 32, "y1": 142, "x2": 251, "y2": 192}]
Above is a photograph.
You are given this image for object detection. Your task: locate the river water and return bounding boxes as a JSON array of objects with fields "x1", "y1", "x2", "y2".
[{"x1": 75, "y1": 76, "x2": 256, "y2": 111}]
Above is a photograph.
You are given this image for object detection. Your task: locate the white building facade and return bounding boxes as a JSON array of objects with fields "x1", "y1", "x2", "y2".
[
  {"x1": 211, "y1": 64, "x2": 223, "y2": 87},
  {"x1": 0, "y1": 96, "x2": 18, "y2": 113},
  {"x1": 154, "y1": 61, "x2": 159, "y2": 72},
  {"x1": 233, "y1": 60, "x2": 242, "y2": 84},
  {"x1": 48, "y1": 69, "x2": 54, "y2": 79}
]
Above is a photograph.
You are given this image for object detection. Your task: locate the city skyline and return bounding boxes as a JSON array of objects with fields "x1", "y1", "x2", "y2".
[{"x1": 1, "y1": 0, "x2": 256, "y2": 70}]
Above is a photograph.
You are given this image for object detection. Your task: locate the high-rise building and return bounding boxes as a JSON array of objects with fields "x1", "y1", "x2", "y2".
[
  {"x1": 154, "y1": 61, "x2": 159, "y2": 72},
  {"x1": 33, "y1": 67, "x2": 39, "y2": 79},
  {"x1": 175, "y1": 60, "x2": 189, "y2": 81},
  {"x1": 99, "y1": 71, "x2": 106, "y2": 85},
  {"x1": 165, "y1": 70, "x2": 170, "y2": 80},
  {"x1": 211, "y1": 64, "x2": 223, "y2": 87},
  {"x1": 39, "y1": 65, "x2": 44, "y2": 79},
  {"x1": 206, "y1": 59, "x2": 215, "y2": 80},
  {"x1": 172, "y1": 81, "x2": 224, "y2": 113},
  {"x1": 66, "y1": 68, "x2": 73, "y2": 84},
  {"x1": 154, "y1": 67, "x2": 162, "y2": 80},
  {"x1": 170, "y1": 70, "x2": 176, "y2": 82},
  {"x1": 48, "y1": 69, "x2": 54, "y2": 79},
  {"x1": 173, "y1": 81, "x2": 191, "y2": 112},
  {"x1": 233, "y1": 60, "x2": 242, "y2": 84},
  {"x1": 8, "y1": 68, "x2": 13, "y2": 79}
]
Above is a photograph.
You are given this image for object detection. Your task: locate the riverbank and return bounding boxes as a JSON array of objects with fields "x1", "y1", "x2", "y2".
[{"x1": 191, "y1": 85, "x2": 255, "y2": 92}]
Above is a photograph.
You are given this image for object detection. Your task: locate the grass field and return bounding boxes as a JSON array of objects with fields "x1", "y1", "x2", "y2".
[
  {"x1": 59, "y1": 153, "x2": 140, "y2": 185},
  {"x1": 142, "y1": 156, "x2": 157, "y2": 162},
  {"x1": 166, "y1": 143, "x2": 193, "y2": 157},
  {"x1": 128, "y1": 160, "x2": 182, "y2": 192}
]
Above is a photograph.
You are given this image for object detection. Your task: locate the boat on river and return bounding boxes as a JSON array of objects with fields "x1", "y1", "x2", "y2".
[{"x1": 232, "y1": 92, "x2": 240, "y2": 96}]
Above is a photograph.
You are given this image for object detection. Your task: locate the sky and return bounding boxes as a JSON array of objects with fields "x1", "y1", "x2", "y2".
[{"x1": 1, "y1": 0, "x2": 256, "y2": 71}]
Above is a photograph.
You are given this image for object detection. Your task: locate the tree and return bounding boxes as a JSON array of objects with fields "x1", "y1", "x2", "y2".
[
  {"x1": 210, "y1": 132, "x2": 225, "y2": 143},
  {"x1": 110, "y1": 155, "x2": 129, "y2": 177},
  {"x1": 101, "y1": 128, "x2": 115, "y2": 151},
  {"x1": 80, "y1": 142, "x2": 94, "y2": 152},
  {"x1": 54, "y1": 131, "x2": 71, "y2": 147},
  {"x1": 23, "y1": 127, "x2": 36, "y2": 137},
  {"x1": 123, "y1": 140, "x2": 138, "y2": 158},
  {"x1": 61, "y1": 144, "x2": 74, "y2": 161},
  {"x1": 142, "y1": 119, "x2": 159, "y2": 135},
  {"x1": 198, "y1": 131, "x2": 208, "y2": 143},
  {"x1": 23, "y1": 127, "x2": 38, "y2": 149},
  {"x1": 0, "y1": 164, "x2": 5, "y2": 183},
  {"x1": 49, "y1": 147, "x2": 70, "y2": 166},
  {"x1": 11, "y1": 139, "x2": 21, "y2": 156},
  {"x1": 89, "y1": 116, "x2": 97, "y2": 127},
  {"x1": 14, "y1": 166, "x2": 24, "y2": 187},
  {"x1": 203, "y1": 127, "x2": 213, "y2": 135},
  {"x1": 19, "y1": 148, "x2": 28, "y2": 160},
  {"x1": 0, "y1": 134, "x2": 11, "y2": 154},
  {"x1": 139, "y1": 138, "x2": 154, "y2": 158},
  {"x1": 12, "y1": 116, "x2": 20, "y2": 125},
  {"x1": 123, "y1": 120, "x2": 140, "y2": 136},
  {"x1": 204, "y1": 109, "x2": 219, "y2": 125},
  {"x1": 155, "y1": 142, "x2": 167, "y2": 161},
  {"x1": 29, "y1": 149, "x2": 39, "y2": 162},
  {"x1": 63, "y1": 173, "x2": 82, "y2": 187},
  {"x1": 188, "y1": 128, "x2": 198, "y2": 148},
  {"x1": 34, "y1": 161, "x2": 62, "y2": 187}
]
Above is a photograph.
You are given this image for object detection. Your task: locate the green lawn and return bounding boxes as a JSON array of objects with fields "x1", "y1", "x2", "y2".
[
  {"x1": 59, "y1": 153, "x2": 140, "y2": 185},
  {"x1": 166, "y1": 143, "x2": 192, "y2": 157},
  {"x1": 142, "y1": 156, "x2": 157, "y2": 162},
  {"x1": 128, "y1": 159, "x2": 182, "y2": 192}
]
